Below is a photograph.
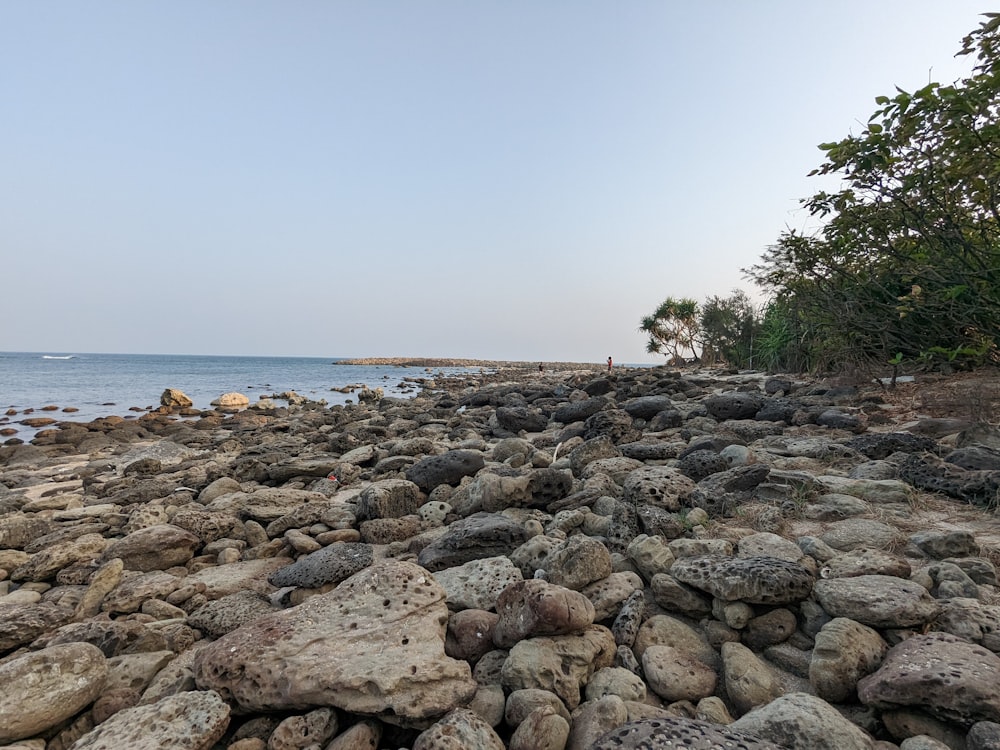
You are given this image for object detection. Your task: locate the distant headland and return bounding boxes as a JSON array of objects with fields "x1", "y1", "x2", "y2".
[{"x1": 335, "y1": 357, "x2": 605, "y2": 370}]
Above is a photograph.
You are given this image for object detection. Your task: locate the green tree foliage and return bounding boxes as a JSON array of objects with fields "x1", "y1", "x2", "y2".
[
  {"x1": 746, "y1": 14, "x2": 1000, "y2": 372},
  {"x1": 639, "y1": 297, "x2": 701, "y2": 362},
  {"x1": 699, "y1": 290, "x2": 761, "y2": 368}
]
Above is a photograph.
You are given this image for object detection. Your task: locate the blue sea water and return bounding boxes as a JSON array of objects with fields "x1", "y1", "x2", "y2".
[{"x1": 0, "y1": 352, "x2": 481, "y2": 438}]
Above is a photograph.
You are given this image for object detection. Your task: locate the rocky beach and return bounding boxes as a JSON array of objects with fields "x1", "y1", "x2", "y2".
[{"x1": 2, "y1": 363, "x2": 1000, "y2": 750}]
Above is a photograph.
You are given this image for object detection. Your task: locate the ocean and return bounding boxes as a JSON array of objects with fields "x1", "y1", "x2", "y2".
[{"x1": 0, "y1": 352, "x2": 482, "y2": 439}]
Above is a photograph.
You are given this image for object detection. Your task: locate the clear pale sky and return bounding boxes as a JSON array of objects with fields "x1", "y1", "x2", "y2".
[{"x1": 1, "y1": 2, "x2": 987, "y2": 363}]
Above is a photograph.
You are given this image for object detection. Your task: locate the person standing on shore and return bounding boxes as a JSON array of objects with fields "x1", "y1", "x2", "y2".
[{"x1": 607, "y1": 356, "x2": 613, "y2": 372}]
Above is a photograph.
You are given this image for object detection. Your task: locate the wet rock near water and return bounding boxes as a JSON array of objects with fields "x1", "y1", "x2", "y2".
[{"x1": 1, "y1": 364, "x2": 1000, "y2": 749}]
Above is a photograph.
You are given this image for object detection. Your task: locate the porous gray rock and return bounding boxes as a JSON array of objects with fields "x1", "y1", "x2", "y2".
[
  {"x1": 356, "y1": 478, "x2": 424, "y2": 521},
  {"x1": 68, "y1": 690, "x2": 230, "y2": 750},
  {"x1": 194, "y1": 560, "x2": 476, "y2": 723},
  {"x1": 417, "y1": 512, "x2": 528, "y2": 572},
  {"x1": 813, "y1": 575, "x2": 940, "y2": 629},
  {"x1": 186, "y1": 591, "x2": 278, "y2": 637},
  {"x1": 541, "y1": 534, "x2": 612, "y2": 591},
  {"x1": 267, "y1": 542, "x2": 374, "y2": 588},
  {"x1": 432, "y1": 556, "x2": 523, "y2": 611},
  {"x1": 622, "y1": 395, "x2": 676, "y2": 420},
  {"x1": 730, "y1": 692, "x2": 876, "y2": 750},
  {"x1": 500, "y1": 625, "x2": 616, "y2": 709},
  {"x1": 669, "y1": 554, "x2": 815, "y2": 605},
  {"x1": 492, "y1": 579, "x2": 596, "y2": 647},
  {"x1": 405, "y1": 450, "x2": 486, "y2": 493},
  {"x1": 0, "y1": 642, "x2": 107, "y2": 743},
  {"x1": 621, "y1": 466, "x2": 696, "y2": 511},
  {"x1": 858, "y1": 632, "x2": 1000, "y2": 725},
  {"x1": 809, "y1": 617, "x2": 888, "y2": 703},
  {"x1": 100, "y1": 524, "x2": 200, "y2": 572},
  {"x1": 412, "y1": 707, "x2": 505, "y2": 750},
  {"x1": 589, "y1": 716, "x2": 785, "y2": 749}
]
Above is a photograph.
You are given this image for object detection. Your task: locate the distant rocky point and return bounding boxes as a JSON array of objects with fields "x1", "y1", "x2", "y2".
[{"x1": 336, "y1": 357, "x2": 605, "y2": 370}]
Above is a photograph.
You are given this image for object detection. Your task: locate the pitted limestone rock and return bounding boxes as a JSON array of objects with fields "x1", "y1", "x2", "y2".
[
  {"x1": 67, "y1": 690, "x2": 231, "y2": 750},
  {"x1": 500, "y1": 624, "x2": 616, "y2": 709},
  {"x1": 687, "y1": 464, "x2": 770, "y2": 517},
  {"x1": 405, "y1": 450, "x2": 486, "y2": 493},
  {"x1": 0, "y1": 642, "x2": 108, "y2": 743},
  {"x1": 187, "y1": 591, "x2": 279, "y2": 637},
  {"x1": 492, "y1": 579, "x2": 596, "y2": 647},
  {"x1": 669, "y1": 554, "x2": 815, "y2": 605},
  {"x1": 417, "y1": 512, "x2": 528, "y2": 572},
  {"x1": 356, "y1": 478, "x2": 424, "y2": 521},
  {"x1": 584, "y1": 409, "x2": 641, "y2": 444},
  {"x1": 678, "y1": 450, "x2": 731, "y2": 482},
  {"x1": 622, "y1": 395, "x2": 676, "y2": 420},
  {"x1": 268, "y1": 542, "x2": 374, "y2": 588},
  {"x1": 858, "y1": 632, "x2": 1000, "y2": 726},
  {"x1": 730, "y1": 692, "x2": 876, "y2": 750},
  {"x1": 432, "y1": 556, "x2": 523, "y2": 611},
  {"x1": 622, "y1": 466, "x2": 696, "y2": 512},
  {"x1": 495, "y1": 405, "x2": 548, "y2": 434},
  {"x1": 899, "y1": 453, "x2": 1000, "y2": 505},
  {"x1": 542, "y1": 534, "x2": 612, "y2": 591},
  {"x1": 930, "y1": 598, "x2": 1000, "y2": 652},
  {"x1": 813, "y1": 575, "x2": 940, "y2": 628},
  {"x1": 568, "y1": 436, "x2": 621, "y2": 477},
  {"x1": 704, "y1": 391, "x2": 765, "y2": 421},
  {"x1": 846, "y1": 432, "x2": 939, "y2": 460},
  {"x1": 809, "y1": 617, "x2": 888, "y2": 703},
  {"x1": 194, "y1": 560, "x2": 477, "y2": 723},
  {"x1": 590, "y1": 716, "x2": 786, "y2": 750},
  {"x1": 171, "y1": 506, "x2": 245, "y2": 544},
  {"x1": 553, "y1": 396, "x2": 609, "y2": 424}
]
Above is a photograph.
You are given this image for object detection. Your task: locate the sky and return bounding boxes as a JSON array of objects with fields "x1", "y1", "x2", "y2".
[{"x1": 1, "y1": 2, "x2": 989, "y2": 363}]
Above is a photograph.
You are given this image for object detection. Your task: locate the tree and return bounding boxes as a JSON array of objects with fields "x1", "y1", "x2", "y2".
[
  {"x1": 746, "y1": 14, "x2": 1000, "y2": 372},
  {"x1": 699, "y1": 290, "x2": 761, "y2": 368},
  {"x1": 639, "y1": 297, "x2": 701, "y2": 363}
]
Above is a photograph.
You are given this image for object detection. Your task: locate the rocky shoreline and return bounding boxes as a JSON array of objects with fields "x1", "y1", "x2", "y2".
[{"x1": 1, "y1": 365, "x2": 1000, "y2": 749}]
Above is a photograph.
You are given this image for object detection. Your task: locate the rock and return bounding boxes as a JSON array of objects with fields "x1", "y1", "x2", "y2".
[
  {"x1": 814, "y1": 575, "x2": 940, "y2": 629},
  {"x1": 496, "y1": 406, "x2": 548, "y2": 434},
  {"x1": 542, "y1": 534, "x2": 612, "y2": 591},
  {"x1": 268, "y1": 542, "x2": 374, "y2": 588},
  {"x1": 100, "y1": 525, "x2": 200, "y2": 572},
  {"x1": 160, "y1": 388, "x2": 193, "y2": 408},
  {"x1": 187, "y1": 591, "x2": 278, "y2": 637},
  {"x1": 493, "y1": 579, "x2": 596, "y2": 647},
  {"x1": 433, "y1": 556, "x2": 524, "y2": 611},
  {"x1": 417, "y1": 513, "x2": 528, "y2": 572},
  {"x1": 704, "y1": 392, "x2": 764, "y2": 420},
  {"x1": 589, "y1": 716, "x2": 785, "y2": 749},
  {"x1": 356, "y1": 478, "x2": 423, "y2": 521},
  {"x1": 68, "y1": 690, "x2": 230, "y2": 750},
  {"x1": 642, "y1": 645, "x2": 717, "y2": 702},
  {"x1": 508, "y1": 706, "x2": 570, "y2": 750},
  {"x1": 412, "y1": 707, "x2": 505, "y2": 750},
  {"x1": 810, "y1": 617, "x2": 888, "y2": 703},
  {"x1": 730, "y1": 692, "x2": 876, "y2": 750},
  {"x1": 621, "y1": 466, "x2": 696, "y2": 511},
  {"x1": 194, "y1": 560, "x2": 477, "y2": 724},
  {"x1": 0, "y1": 642, "x2": 107, "y2": 743},
  {"x1": 268, "y1": 708, "x2": 337, "y2": 750},
  {"x1": 669, "y1": 554, "x2": 815, "y2": 604},
  {"x1": 567, "y1": 695, "x2": 630, "y2": 750},
  {"x1": 0, "y1": 602, "x2": 75, "y2": 651},
  {"x1": 211, "y1": 392, "x2": 250, "y2": 409},
  {"x1": 500, "y1": 625, "x2": 616, "y2": 709},
  {"x1": 909, "y1": 530, "x2": 980, "y2": 559},
  {"x1": 445, "y1": 609, "x2": 499, "y2": 663},
  {"x1": 820, "y1": 519, "x2": 898, "y2": 551},
  {"x1": 858, "y1": 632, "x2": 1000, "y2": 725},
  {"x1": 721, "y1": 641, "x2": 783, "y2": 716}
]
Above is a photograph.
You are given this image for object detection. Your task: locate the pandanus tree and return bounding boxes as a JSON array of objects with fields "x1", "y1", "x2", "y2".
[{"x1": 639, "y1": 297, "x2": 702, "y2": 363}]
